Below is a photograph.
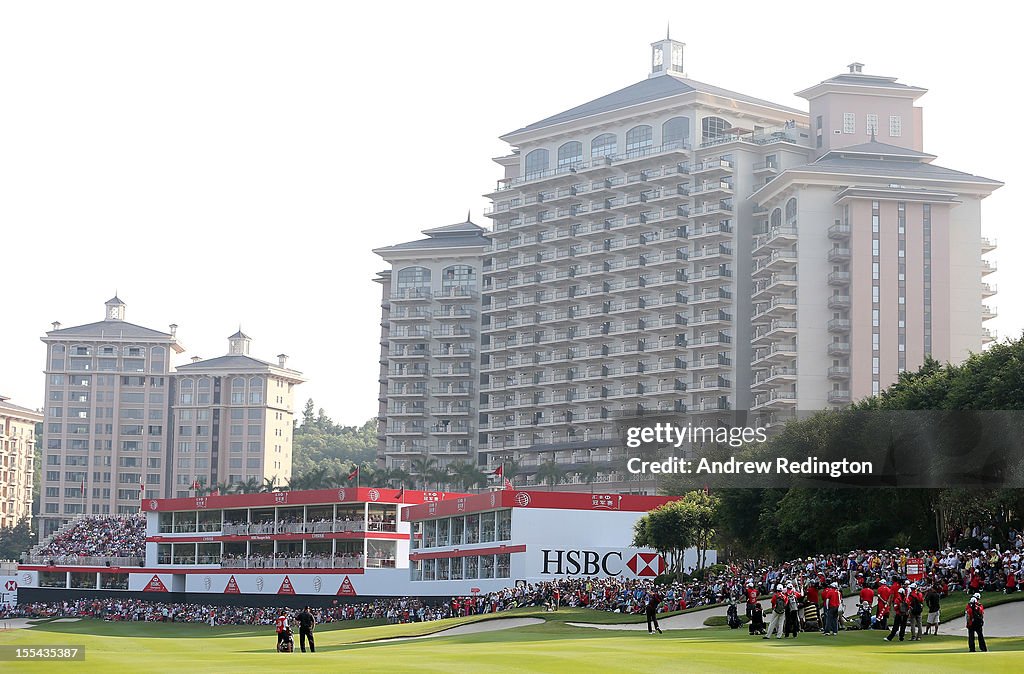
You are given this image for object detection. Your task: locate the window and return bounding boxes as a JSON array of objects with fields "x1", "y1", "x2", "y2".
[
  {"x1": 625, "y1": 125, "x2": 653, "y2": 154},
  {"x1": 442, "y1": 265, "x2": 476, "y2": 293},
  {"x1": 396, "y1": 266, "x2": 431, "y2": 290},
  {"x1": 889, "y1": 115, "x2": 902, "y2": 137},
  {"x1": 197, "y1": 377, "x2": 211, "y2": 404},
  {"x1": 662, "y1": 117, "x2": 689, "y2": 148},
  {"x1": 866, "y1": 114, "x2": 878, "y2": 136},
  {"x1": 248, "y1": 377, "x2": 263, "y2": 404},
  {"x1": 178, "y1": 379, "x2": 193, "y2": 405},
  {"x1": 524, "y1": 148, "x2": 549, "y2": 177},
  {"x1": 590, "y1": 133, "x2": 616, "y2": 159},
  {"x1": 843, "y1": 113, "x2": 855, "y2": 134},
  {"x1": 556, "y1": 141, "x2": 582, "y2": 168},
  {"x1": 701, "y1": 116, "x2": 730, "y2": 143},
  {"x1": 230, "y1": 377, "x2": 245, "y2": 404},
  {"x1": 770, "y1": 208, "x2": 782, "y2": 228},
  {"x1": 784, "y1": 198, "x2": 797, "y2": 226}
]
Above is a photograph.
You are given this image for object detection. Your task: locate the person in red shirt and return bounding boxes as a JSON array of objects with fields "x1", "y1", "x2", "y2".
[
  {"x1": 275, "y1": 609, "x2": 292, "y2": 651},
  {"x1": 884, "y1": 588, "x2": 910, "y2": 642},
  {"x1": 966, "y1": 594, "x2": 987, "y2": 652},
  {"x1": 907, "y1": 583, "x2": 925, "y2": 641},
  {"x1": 745, "y1": 582, "x2": 759, "y2": 620},
  {"x1": 1006, "y1": 570, "x2": 1017, "y2": 594},
  {"x1": 859, "y1": 583, "x2": 875, "y2": 609},
  {"x1": 822, "y1": 582, "x2": 841, "y2": 635}
]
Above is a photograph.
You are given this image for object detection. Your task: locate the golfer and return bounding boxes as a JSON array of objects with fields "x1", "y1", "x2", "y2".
[
  {"x1": 646, "y1": 590, "x2": 663, "y2": 635},
  {"x1": 296, "y1": 606, "x2": 316, "y2": 653},
  {"x1": 965, "y1": 594, "x2": 987, "y2": 653}
]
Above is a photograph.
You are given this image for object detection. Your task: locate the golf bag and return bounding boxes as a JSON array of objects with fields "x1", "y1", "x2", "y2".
[
  {"x1": 277, "y1": 627, "x2": 294, "y2": 653},
  {"x1": 802, "y1": 603, "x2": 821, "y2": 631}
]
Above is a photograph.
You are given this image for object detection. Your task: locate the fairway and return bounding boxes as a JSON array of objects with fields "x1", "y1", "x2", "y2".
[{"x1": 2, "y1": 608, "x2": 1023, "y2": 674}]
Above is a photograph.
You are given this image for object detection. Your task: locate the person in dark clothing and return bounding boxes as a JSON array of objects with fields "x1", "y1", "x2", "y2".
[
  {"x1": 295, "y1": 606, "x2": 316, "y2": 653},
  {"x1": 924, "y1": 585, "x2": 942, "y2": 636},
  {"x1": 646, "y1": 591, "x2": 663, "y2": 634},
  {"x1": 966, "y1": 594, "x2": 987, "y2": 653},
  {"x1": 749, "y1": 602, "x2": 766, "y2": 635}
]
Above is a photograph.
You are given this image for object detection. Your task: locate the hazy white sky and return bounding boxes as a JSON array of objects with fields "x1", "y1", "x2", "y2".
[{"x1": 1, "y1": 1, "x2": 1019, "y2": 425}]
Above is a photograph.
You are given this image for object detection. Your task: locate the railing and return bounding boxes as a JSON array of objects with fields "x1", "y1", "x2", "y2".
[
  {"x1": 23, "y1": 555, "x2": 144, "y2": 567},
  {"x1": 220, "y1": 556, "x2": 365, "y2": 569}
]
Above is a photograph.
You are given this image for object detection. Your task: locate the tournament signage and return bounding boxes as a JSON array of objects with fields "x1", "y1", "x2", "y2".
[
  {"x1": 224, "y1": 576, "x2": 240, "y2": 594},
  {"x1": 536, "y1": 548, "x2": 667, "y2": 578},
  {"x1": 337, "y1": 576, "x2": 357, "y2": 596},
  {"x1": 143, "y1": 575, "x2": 168, "y2": 592},
  {"x1": 278, "y1": 576, "x2": 296, "y2": 595},
  {"x1": 906, "y1": 557, "x2": 925, "y2": 581}
]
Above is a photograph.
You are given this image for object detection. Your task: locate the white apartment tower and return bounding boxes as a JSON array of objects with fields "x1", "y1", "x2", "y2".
[
  {"x1": 375, "y1": 41, "x2": 1001, "y2": 489},
  {"x1": 374, "y1": 220, "x2": 487, "y2": 476}
]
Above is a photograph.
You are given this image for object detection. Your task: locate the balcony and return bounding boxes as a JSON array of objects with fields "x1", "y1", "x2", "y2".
[
  {"x1": 982, "y1": 305, "x2": 997, "y2": 321},
  {"x1": 827, "y1": 366, "x2": 851, "y2": 380},
  {"x1": 690, "y1": 158, "x2": 734, "y2": 175},
  {"x1": 827, "y1": 271, "x2": 851, "y2": 285},
  {"x1": 828, "y1": 222, "x2": 851, "y2": 239},
  {"x1": 752, "y1": 342, "x2": 797, "y2": 365},
  {"x1": 754, "y1": 251, "x2": 797, "y2": 275},
  {"x1": 828, "y1": 247, "x2": 852, "y2": 263},
  {"x1": 827, "y1": 295, "x2": 851, "y2": 310},
  {"x1": 390, "y1": 288, "x2": 431, "y2": 301},
  {"x1": 827, "y1": 390, "x2": 851, "y2": 404},
  {"x1": 827, "y1": 318, "x2": 851, "y2": 333},
  {"x1": 981, "y1": 237, "x2": 997, "y2": 254},
  {"x1": 753, "y1": 320, "x2": 798, "y2": 342},
  {"x1": 753, "y1": 227, "x2": 798, "y2": 253},
  {"x1": 752, "y1": 390, "x2": 797, "y2": 410},
  {"x1": 690, "y1": 180, "x2": 733, "y2": 197},
  {"x1": 827, "y1": 342, "x2": 851, "y2": 356},
  {"x1": 752, "y1": 161, "x2": 779, "y2": 175},
  {"x1": 981, "y1": 283, "x2": 997, "y2": 298},
  {"x1": 752, "y1": 367, "x2": 797, "y2": 388},
  {"x1": 980, "y1": 260, "x2": 997, "y2": 276},
  {"x1": 982, "y1": 328, "x2": 996, "y2": 343}
]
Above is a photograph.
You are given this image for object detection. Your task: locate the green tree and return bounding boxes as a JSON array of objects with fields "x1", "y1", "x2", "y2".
[
  {"x1": 0, "y1": 521, "x2": 35, "y2": 561},
  {"x1": 448, "y1": 462, "x2": 486, "y2": 491},
  {"x1": 535, "y1": 460, "x2": 565, "y2": 490}
]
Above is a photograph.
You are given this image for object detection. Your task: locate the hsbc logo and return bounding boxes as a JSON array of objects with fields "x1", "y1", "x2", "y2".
[
  {"x1": 541, "y1": 549, "x2": 622, "y2": 576},
  {"x1": 274, "y1": 492, "x2": 288, "y2": 504},
  {"x1": 627, "y1": 552, "x2": 666, "y2": 578},
  {"x1": 368, "y1": 489, "x2": 380, "y2": 502},
  {"x1": 4, "y1": 580, "x2": 16, "y2": 591}
]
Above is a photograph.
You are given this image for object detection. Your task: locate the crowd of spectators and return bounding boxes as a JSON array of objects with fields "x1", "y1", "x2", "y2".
[{"x1": 28, "y1": 515, "x2": 146, "y2": 562}]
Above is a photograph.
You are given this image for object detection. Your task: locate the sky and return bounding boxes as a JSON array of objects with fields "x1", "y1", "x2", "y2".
[{"x1": 0, "y1": 1, "x2": 1019, "y2": 426}]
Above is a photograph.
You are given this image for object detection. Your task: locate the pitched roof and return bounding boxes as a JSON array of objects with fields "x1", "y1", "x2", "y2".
[
  {"x1": 47, "y1": 319, "x2": 174, "y2": 340},
  {"x1": 823, "y1": 140, "x2": 936, "y2": 161},
  {"x1": 506, "y1": 74, "x2": 804, "y2": 137},
  {"x1": 105, "y1": 295, "x2": 126, "y2": 306},
  {"x1": 175, "y1": 354, "x2": 273, "y2": 370},
  {"x1": 375, "y1": 219, "x2": 488, "y2": 256},
  {"x1": 228, "y1": 329, "x2": 251, "y2": 340},
  {"x1": 797, "y1": 156, "x2": 1001, "y2": 185},
  {"x1": 0, "y1": 396, "x2": 41, "y2": 418},
  {"x1": 819, "y1": 73, "x2": 922, "y2": 89}
]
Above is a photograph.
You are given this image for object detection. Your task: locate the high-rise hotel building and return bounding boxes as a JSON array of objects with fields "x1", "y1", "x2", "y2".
[
  {"x1": 40, "y1": 297, "x2": 303, "y2": 536},
  {"x1": 376, "y1": 39, "x2": 1001, "y2": 487},
  {"x1": 374, "y1": 220, "x2": 488, "y2": 473},
  {"x1": 0, "y1": 394, "x2": 42, "y2": 528}
]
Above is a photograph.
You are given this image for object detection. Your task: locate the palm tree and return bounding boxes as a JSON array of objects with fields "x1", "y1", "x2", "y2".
[
  {"x1": 447, "y1": 462, "x2": 486, "y2": 491},
  {"x1": 286, "y1": 474, "x2": 306, "y2": 491},
  {"x1": 367, "y1": 467, "x2": 392, "y2": 488},
  {"x1": 260, "y1": 476, "x2": 280, "y2": 493},
  {"x1": 214, "y1": 482, "x2": 232, "y2": 495},
  {"x1": 425, "y1": 465, "x2": 451, "y2": 491},
  {"x1": 328, "y1": 466, "x2": 350, "y2": 488},
  {"x1": 389, "y1": 468, "x2": 413, "y2": 489},
  {"x1": 577, "y1": 463, "x2": 601, "y2": 487},
  {"x1": 535, "y1": 460, "x2": 565, "y2": 491},
  {"x1": 410, "y1": 457, "x2": 438, "y2": 490},
  {"x1": 498, "y1": 457, "x2": 522, "y2": 488},
  {"x1": 238, "y1": 477, "x2": 261, "y2": 494}
]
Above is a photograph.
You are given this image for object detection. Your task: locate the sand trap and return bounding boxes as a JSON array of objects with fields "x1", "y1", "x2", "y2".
[
  {"x1": 938, "y1": 602, "x2": 1024, "y2": 638},
  {"x1": 52, "y1": 618, "x2": 82, "y2": 623},
  {"x1": 370, "y1": 617, "x2": 545, "y2": 643},
  {"x1": 0, "y1": 618, "x2": 38, "y2": 630}
]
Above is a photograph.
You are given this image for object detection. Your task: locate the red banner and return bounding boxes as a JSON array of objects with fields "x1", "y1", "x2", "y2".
[{"x1": 906, "y1": 557, "x2": 925, "y2": 581}]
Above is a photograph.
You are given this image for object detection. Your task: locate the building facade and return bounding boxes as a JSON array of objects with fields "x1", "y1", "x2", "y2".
[
  {"x1": 40, "y1": 298, "x2": 304, "y2": 536},
  {"x1": 374, "y1": 220, "x2": 487, "y2": 477},
  {"x1": 40, "y1": 297, "x2": 184, "y2": 536},
  {"x1": 170, "y1": 332, "x2": 305, "y2": 496},
  {"x1": 375, "y1": 40, "x2": 1001, "y2": 490},
  {"x1": 0, "y1": 395, "x2": 42, "y2": 529}
]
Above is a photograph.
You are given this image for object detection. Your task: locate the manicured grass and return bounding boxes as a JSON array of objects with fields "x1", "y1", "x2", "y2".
[{"x1": 1, "y1": 606, "x2": 1022, "y2": 673}]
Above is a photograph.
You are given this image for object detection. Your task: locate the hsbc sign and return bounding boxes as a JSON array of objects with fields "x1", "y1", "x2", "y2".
[{"x1": 538, "y1": 548, "x2": 666, "y2": 578}]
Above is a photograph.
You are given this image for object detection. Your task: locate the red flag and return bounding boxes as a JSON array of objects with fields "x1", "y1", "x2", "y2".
[
  {"x1": 191, "y1": 479, "x2": 201, "y2": 491},
  {"x1": 491, "y1": 465, "x2": 504, "y2": 478},
  {"x1": 503, "y1": 478, "x2": 513, "y2": 490},
  {"x1": 139, "y1": 482, "x2": 145, "y2": 498},
  {"x1": 347, "y1": 466, "x2": 359, "y2": 482},
  {"x1": 394, "y1": 486, "x2": 405, "y2": 501},
  {"x1": 80, "y1": 478, "x2": 85, "y2": 493}
]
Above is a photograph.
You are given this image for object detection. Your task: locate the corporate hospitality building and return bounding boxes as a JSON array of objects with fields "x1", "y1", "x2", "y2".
[
  {"x1": 0, "y1": 394, "x2": 42, "y2": 528},
  {"x1": 375, "y1": 38, "x2": 1002, "y2": 488},
  {"x1": 15, "y1": 487, "x2": 689, "y2": 601},
  {"x1": 38, "y1": 297, "x2": 303, "y2": 538}
]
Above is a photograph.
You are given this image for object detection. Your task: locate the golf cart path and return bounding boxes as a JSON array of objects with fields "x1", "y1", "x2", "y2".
[
  {"x1": 939, "y1": 603, "x2": 1024, "y2": 638},
  {"x1": 368, "y1": 617, "x2": 545, "y2": 642}
]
